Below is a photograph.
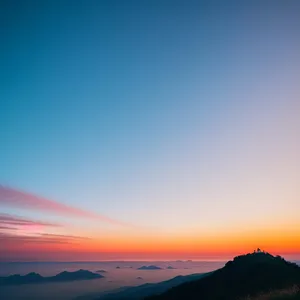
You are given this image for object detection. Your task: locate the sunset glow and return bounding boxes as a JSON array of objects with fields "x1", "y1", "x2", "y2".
[{"x1": 1, "y1": 1, "x2": 300, "y2": 262}]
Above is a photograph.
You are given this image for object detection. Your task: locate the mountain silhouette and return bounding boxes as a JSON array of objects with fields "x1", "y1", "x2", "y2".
[
  {"x1": 146, "y1": 251, "x2": 300, "y2": 300},
  {"x1": 137, "y1": 265, "x2": 162, "y2": 270},
  {"x1": 0, "y1": 269, "x2": 103, "y2": 286},
  {"x1": 83, "y1": 273, "x2": 210, "y2": 300}
]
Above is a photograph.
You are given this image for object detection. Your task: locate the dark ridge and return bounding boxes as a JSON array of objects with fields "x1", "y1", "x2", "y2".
[
  {"x1": 146, "y1": 250, "x2": 300, "y2": 300},
  {"x1": 90, "y1": 273, "x2": 209, "y2": 300}
]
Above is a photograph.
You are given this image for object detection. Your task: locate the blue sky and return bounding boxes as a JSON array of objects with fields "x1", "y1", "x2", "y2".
[{"x1": 1, "y1": 0, "x2": 300, "y2": 240}]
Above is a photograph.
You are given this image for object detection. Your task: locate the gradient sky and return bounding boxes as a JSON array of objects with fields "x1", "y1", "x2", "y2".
[{"x1": 1, "y1": 0, "x2": 300, "y2": 261}]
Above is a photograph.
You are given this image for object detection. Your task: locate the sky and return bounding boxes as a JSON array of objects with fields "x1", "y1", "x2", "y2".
[{"x1": 0, "y1": 0, "x2": 300, "y2": 261}]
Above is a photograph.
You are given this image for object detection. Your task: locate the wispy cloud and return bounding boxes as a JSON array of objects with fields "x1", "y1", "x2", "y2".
[
  {"x1": 0, "y1": 185, "x2": 129, "y2": 226},
  {"x1": 39, "y1": 233, "x2": 90, "y2": 240},
  {"x1": 0, "y1": 231, "x2": 85, "y2": 245},
  {"x1": 0, "y1": 217, "x2": 90, "y2": 248},
  {"x1": 0, "y1": 213, "x2": 64, "y2": 243},
  {"x1": 0, "y1": 213, "x2": 61, "y2": 228},
  {"x1": 0, "y1": 225, "x2": 18, "y2": 230}
]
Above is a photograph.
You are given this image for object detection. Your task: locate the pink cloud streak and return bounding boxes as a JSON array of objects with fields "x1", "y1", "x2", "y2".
[
  {"x1": 0, "y1": 231, "x2": 88, "y2": 248},
  {"x1": 0, "y1": 214, "x2": 90, "y2": 250},
  {"x1": 0, "y1": 213, "x2": 61, "y2": 227},
  {"x1": 0, "y1": 185, "x2": 129, "y2": 226}
]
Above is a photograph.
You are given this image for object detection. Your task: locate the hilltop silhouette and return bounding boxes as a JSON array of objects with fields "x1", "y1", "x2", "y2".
[
  {"x1": 0, "y1": 269, "x2": 103, "y2": 286},
  {"x1": 146, "y1": 251, "x2": 300, "y2": 300}
]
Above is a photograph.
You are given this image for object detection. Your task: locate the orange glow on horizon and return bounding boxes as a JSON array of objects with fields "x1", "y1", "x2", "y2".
[{"x1": 2, "y1": 226, "x2": 300, "y2": 261}]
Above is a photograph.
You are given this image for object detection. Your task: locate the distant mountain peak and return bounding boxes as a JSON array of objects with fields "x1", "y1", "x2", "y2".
[
  {"x1": 0, "y1": 269, "x2": 104, "y2": 286},
  {"x1": 138, "y1": 265, "x2": 162, "y2": 270},
  {"x1": 26, "y1": 272, "x2": 42, "y2": 277}
]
